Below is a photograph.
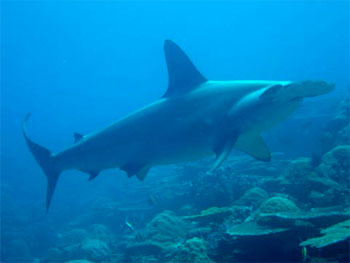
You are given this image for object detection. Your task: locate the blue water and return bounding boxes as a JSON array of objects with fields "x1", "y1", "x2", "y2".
[{"x1": 1, "y1": 1, "x2": 349, "y2": 262}]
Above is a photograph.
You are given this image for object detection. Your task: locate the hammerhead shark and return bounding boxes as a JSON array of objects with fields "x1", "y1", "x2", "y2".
[{"x1": 23, "y1": 40, "x2": 334, "y2": 210}]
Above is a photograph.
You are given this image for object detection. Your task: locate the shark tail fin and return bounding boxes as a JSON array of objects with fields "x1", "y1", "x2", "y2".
[{"x1": 22, "y1": 113, "x2": 61, "y2": 211}]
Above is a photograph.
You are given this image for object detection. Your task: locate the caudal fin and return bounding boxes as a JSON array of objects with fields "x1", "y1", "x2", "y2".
[{"x1": 22, "y1": 113, "x2": 61, "y2": 211}]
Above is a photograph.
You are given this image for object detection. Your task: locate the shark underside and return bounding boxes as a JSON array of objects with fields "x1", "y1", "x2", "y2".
[{"x1": 23, "y1": 40, "x2": 334, "y2": 210}]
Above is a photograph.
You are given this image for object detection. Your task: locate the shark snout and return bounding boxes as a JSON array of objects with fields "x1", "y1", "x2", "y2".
[{"x1": 287, "y1": 80, "x2": 335, "y2": 98}]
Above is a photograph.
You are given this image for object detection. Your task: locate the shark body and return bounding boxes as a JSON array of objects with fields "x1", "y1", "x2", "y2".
[{"x1": 23, "y1": 40, "x2": 334, "y2": 210}]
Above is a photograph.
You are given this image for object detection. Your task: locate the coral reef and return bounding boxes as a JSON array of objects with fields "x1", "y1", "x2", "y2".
[
  {"x1": 170, "y1": 237, "x2": 212, "y2": 263},
  {"x1": 257, "y1": 196, "x2": 300, "y2": 214},
  {"x1": 65, "y1": 260, "x2": 94, "y2": 263},
  {"x1": 227, "y1": 221, "x2": 288, "y2": 236},
  {"x1": 124, "y1": 211, "x2": 190, "y2": 261},
  {"x1": 320, "y1": 99, "x2": 350, "y2": 149},
  {"x1": 183, "y1": 206, "x2": 233, "y2": 226},
  {"x1": 300, "y1": 220, "x2": 350, "y2": 249},
  {"x1": 42, "y1": 225, "x2": 114, "y2": 263},
  {"x1": 236, "y1": 186, "x2": 269, "y2": 208},
  {"x1": 317, "y1": 145, "x2": 350, "y2": 186}
]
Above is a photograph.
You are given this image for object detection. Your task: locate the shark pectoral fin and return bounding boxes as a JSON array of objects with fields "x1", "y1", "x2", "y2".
[
  {"x1": 235, "y1": 133, "x2": 271, "y2": 162},
  {"x1": 120, "y1": 163, "x2": 151, "y2": 181},
  {"x1": 73, "y1": 132, "x2": 84, "y2": 143},
  {"x1": 162, "y1": 40, "x2": 207, "y2": 98}
]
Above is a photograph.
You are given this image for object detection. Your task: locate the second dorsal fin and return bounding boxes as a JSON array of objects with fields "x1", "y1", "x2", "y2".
[
  {"x1": 163, "y1": 40, "x2": 207, "y2": 97},
  {"x1": 74, "y1": 132, "x2": 84, "y2": 143}
]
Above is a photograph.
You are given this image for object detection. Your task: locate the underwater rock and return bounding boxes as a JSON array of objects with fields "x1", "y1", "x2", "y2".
[
  {"x1": 79, "y1": 239, "x2": 111, "y2": 262},
  {"x1": 88, "y1": 224, "x2": 113, "y2": 245},
  {"x1": 46, "y1": 233, "x2": 111, "y2": 262},
  {"x1": 187, "y1": 227, "x2": 213, "y2": 239},
  {"x1": 206, "y1": 232, "x2": 235, "y2": 262},
  {"x1": 236, "y1": 187, "x2": 268, "y2": 208},
  {"x1": 336, "y1": 124, "x2": 350, "y2": 145},
  {"x1": 257, "y1": 196, "x2": 300, "y2": 214},
  {"x1": 70, "y1": 197, "x2": 128, "y2": 233},
  {"x1": 223, "y1": 206, "x2": 252, "y2": 229},
  {"x1": 260, "y1": 177, "x2": 284, "y2": 193},
  {"x1": 303, "y1": 172, "x2": 339, "y2": 192},
  {"x1": 58, "y1": 228, "x2": 89, "y2": 247},
  {"x1": 1, "y1": 238, "x2": 32, "y2": 262},
  {"x1": 308, "y1": 190, "x2": 328, "y2": 207},
  {"x1": 191, "y1": 170, "x2": 234, "y2": 209},
  {"x1": 260, "y1": 158, "x2": 313, "y2": 197},
  {"x1": 177, "y1": 204, "x2": 194, "y2": 216},
  {"x1": 182, "y1": 206, "x2": 233, "y2": 226},
  {"x1": 282, "y1": 157, "x2": 314, "y2": 182},
  {"x1": 42, "y1": 247, "x2": 66, "y2": 263},
  {"x1": 225, "y1": 220, "x2": 302, "y2": 262},
  {"x1": 125, "y1": 240, "x2": 167, "y2": 256},
  {"x1": 264, "y1": 157, "x2": 340, "y2": 205},
  {"x1": 300, "y1": 220, "x2": 350, "y2": 248},
  {"x1": 320, "y1": 98, "x2": 350, "y2": 149},
  {"x1": 65, "y1": 260, "x2": 94, "y2": 263},
  {"x1": 170, "y1": 237, "x2": 212, "y2": 263},
  {"x1": 190, "y1": 161, "x2": 257, "y2": 209},
  {"x1": 281, "y1": 157, "x2": 338, "y2": 195},
  {"x1": 317, "y1": 145, "x2": 350, "y2": 186},
  {"x1": 255, "y1": 196, "x2": 301, "y2": 227}
]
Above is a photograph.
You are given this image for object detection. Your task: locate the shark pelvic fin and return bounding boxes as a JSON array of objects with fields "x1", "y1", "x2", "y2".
[
  {"x1": 235, "y1": 133, "x2": 271, "y2": 162},
  {"x1": 74, "y1": 132, "x2": 84, "y2": 143},
  {"x1": 121, "y1": 163, "x2": 151, "y2": 181},
  {"x1": 163, "y1": 40, "x2": 207, "y2": 97},
  {"x1": 22, "y1": 113, "x2": 61, "y2": 212},
  {"x1": 210, "y1": 133, "x2": 238, "y2": 172},
  {"x1": 135, "y1": 166, "x2": 151, "y2": 181}
]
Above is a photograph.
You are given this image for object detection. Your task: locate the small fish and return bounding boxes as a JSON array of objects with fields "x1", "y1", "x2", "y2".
[
  {"x1": 125, "y1": 219, "x2": 135, "y2": 231},
  {"x1": 301, "y1": 246, "x2": 308, "y2": 262}
]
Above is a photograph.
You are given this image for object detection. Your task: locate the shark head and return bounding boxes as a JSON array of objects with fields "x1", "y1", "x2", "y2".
[{"x1": 229, "y1": 80, "x2": 334, "y2": 134}]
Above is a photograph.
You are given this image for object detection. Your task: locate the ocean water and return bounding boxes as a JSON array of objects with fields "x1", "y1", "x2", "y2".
[{"x1": 1, "y1": 1, "x2": 349, "y2": 262}]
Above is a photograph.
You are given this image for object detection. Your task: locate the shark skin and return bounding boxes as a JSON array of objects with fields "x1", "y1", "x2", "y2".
[{"x1": 23, "y1": 40, "x2": 334, "y2": 210}]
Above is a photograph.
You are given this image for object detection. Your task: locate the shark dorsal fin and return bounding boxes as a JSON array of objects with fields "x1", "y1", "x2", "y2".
[
  {"x1": 74, "y1": 132, "x2": 84, "y2": 143},
  {"x1": 163, "y1": 40, "x2": 207, "y2": 97}
]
